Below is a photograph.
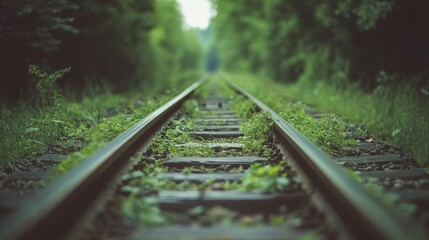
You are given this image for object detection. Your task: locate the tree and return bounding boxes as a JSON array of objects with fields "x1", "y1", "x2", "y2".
[
  {"x1": 0, "y1": 0, "x2": 78, "y2": 100},
  {"x1": 0, "y1": 0, "x2": 204, "y2": 102},
  {"x1": 212, "y1": 0, "x2": 429, "y2": 89}
]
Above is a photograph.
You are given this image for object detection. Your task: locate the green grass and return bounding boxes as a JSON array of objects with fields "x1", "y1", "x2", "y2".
[
  {"x1": 279, "y1": 103, "x2": 354, "y2": 156},
  {"x1": 182, "y1": 99, "x2": 201, "y2": 118},
  {"x1": 0, "y1": 92, "x2": 126, "y2": 164},
  {"x1": 239, "y1": 163, "x2": 289, "y2": 192},
  {"x1": 240, "y1": 111, "x2": 273, "y2": 155},
  {"x1": 150, "y1": 121, "x2": 216, "y2": 158},
  {"x1": 224, "y1": 73, "x2": 429, "y2": 167},
  {"x1": 53, "y1": 93, "x2": 174, "y2": 174},
  {"x1": 229, "y1": 95, "x2": 256, "y2": 118}
]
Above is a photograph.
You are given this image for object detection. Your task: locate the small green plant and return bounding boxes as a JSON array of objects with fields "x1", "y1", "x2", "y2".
[
  {"x1": 122, "y1": 195, "x2": 166, "y2": 226},
  {"x1": 240, "y1": 111, "x2": 273, "y2": 154},
  {"x1": 182, "y1": 167, "x2": 192, "y2": 175},
  {"x1": 182, "y1": 99, "x2": 201, "y2": 118},
  {"x1": 86, "y1": 115, "x2": 134, "y2": 141},
  {"x1": 150, "y1": 117, "x2": 215, "y2": 157},
  {"x1": 54, "y1": 113, "x2": 138, "y2": 174},
  {"x1": 224, "y1": 180, "x2": 241, "y2": 190},
  {"x1": 1, "y1": 103, "x2": 75, "y2": 163},
  {"x1": 230, "y1": 95, "x2": 255, "y2": 118},
  {"x1": 53, "y1": 141, "x2": 105, "y2": 174},
  {"x1": 240, "y1": 163, "x2": 289, "y2": 192},
  {"x1": 29, "y1": 65, "x2": 71, "y2": 106}
]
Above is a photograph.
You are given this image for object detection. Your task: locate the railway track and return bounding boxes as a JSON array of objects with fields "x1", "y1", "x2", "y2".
[{"x1": 0, "y1": 77, "x2": 426, "y2": 239}]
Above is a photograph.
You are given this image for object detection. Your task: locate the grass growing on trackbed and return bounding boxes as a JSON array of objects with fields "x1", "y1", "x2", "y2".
[
  {"x1": 223, "y1": 73, "x2": 429, "y2": 168},
  {"x1": 121, "y1": 89, "x2": 292, "y2": 227}
]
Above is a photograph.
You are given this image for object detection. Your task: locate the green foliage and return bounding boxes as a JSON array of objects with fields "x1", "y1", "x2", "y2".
[
  {"x1": 212, "y1": 0, "x2": 429, "y2": 91},
  {"x1": 29, "y1": 65, "x2": 71, "y2": 106},
  {"x1": 240, "y1": 163, "x2": 289, "y2": 192},
  {"x1": 240, "y1": 112, "x2": 273, "y2": 154},
  {"x1": 151, "y1": 118, "x2": 215, "y2": 157},
  {"x1": 0, "y1": 0, "x2": 79, "y2": 53},
  {"x1": 149, "y1": 0, "x2": 203, "y2": 90},
  {"x1": 1, "y1": 0, "x2": 203, "y2": 102},
  {"x1": 122, "y1": 195, "x2": 166, "y2": 226},
  {"x1": 0, "y1": 101, "x2": 79, "y2": 164},
  {"x1": 182, "y1": 100, "x2": 201, "y2": 118},
  {"x1": 353, "y1": 0, "x2": 395, "y2": 30},
  {"x1": 213, "y1": 0, "x2": 429, "y2": 165},
  {"x1": 86, "y1": 116, "x2": 133, "y2": 142},
  {"x1": 2, "y1": 5, "x2": 203, "y2": 180},
  {"x1": 213, "y1": 0, "x2": 268, "y2": 73},
  {"x1": 230, "y1": 95, "x2": 255, "y2": 119},
  {"x1": 225, "y1": 74, "x2": 354, "y2": 157},
  {"x1": 0, "y1": 0, "x2": 78, "y2": 101},
  {"x1": 53, "y1": 141, "x2": 105, "y2": 174},
  {"x1": 280, "y1": 103, "x2": 353, "y2": 156},
  {"x1": 53, "y1": 94, "x2": 174, "y2": 173},
  {"x1": 121, "y1": 164, "x2": 175, "y2": 193}
]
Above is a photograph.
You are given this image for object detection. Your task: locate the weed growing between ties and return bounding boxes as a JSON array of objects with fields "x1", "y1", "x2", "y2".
[
  {"x1": 120, "y1": 163, "x2": 293, "y2": 227},
  {"x1": 239, "y1": 163, "x2": 289, "y2": 192},
  {"x1": 122, "y1": 195, "x2": 166, "y2": 226},
  {"x1": 240, "y1": 111, "x2": 273, "y2": 155},
  {"x1": 149, "y1": 117, "x2": 215, "y2": 158},
  {"x1": 120, "y1": 153, "x2": 294, "y2": 226},
  {"x1": 122, "y1": 190, "x2": 291, "y2": 227},
  {"x1": 230, "y1": 95, "x2": 256, "y2": 119},
  {"x1": 119, "y1": 92, "x2": 297, "y2": 227},
  {"x1": 120, "y1": 161, "x2": 168, "y2": 226},
  {"x1": 182, "y1": 99, "x2": 201, "y2": 119}
]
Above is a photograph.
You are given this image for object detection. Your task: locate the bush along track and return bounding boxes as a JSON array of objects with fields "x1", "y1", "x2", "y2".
[
  {"x1": 81, "y1": 82, "x2": 341, "y2": 239},
  {"x1": 0, "y1": 90, "x2": 177, "y2": 217}
]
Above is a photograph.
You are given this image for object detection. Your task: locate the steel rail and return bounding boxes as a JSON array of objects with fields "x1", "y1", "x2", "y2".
[
  {"x1": 226, "y1": 79, "x2": 425, "y2": 240},
  {"x1": 0, "y1": 77, "x2": 208, "y2": 240}
]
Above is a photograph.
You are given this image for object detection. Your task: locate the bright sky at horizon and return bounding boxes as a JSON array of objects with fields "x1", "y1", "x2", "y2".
[{"x1": 176, "y1": 0, "x2": 215, "y2": 29}]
